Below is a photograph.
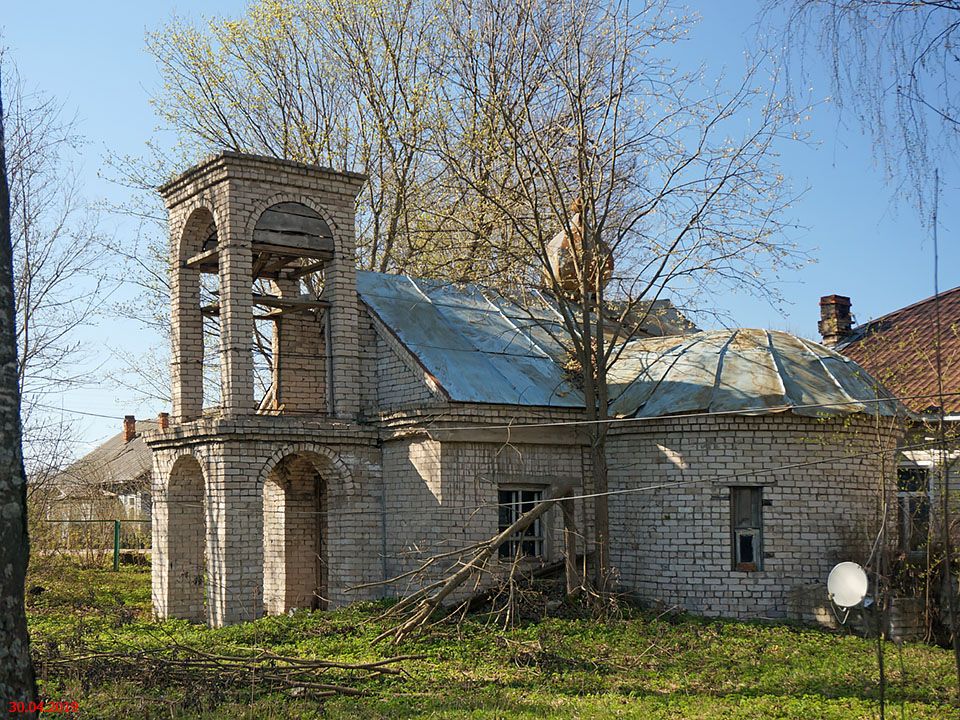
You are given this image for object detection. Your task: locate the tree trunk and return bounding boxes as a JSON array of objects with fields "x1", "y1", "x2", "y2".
[
  {"x1": 590, "y1": 432, "x2": 610, "y2": 590},
  {"x1": 0, "y1": 84, "x2": 38, "y2": 712}
]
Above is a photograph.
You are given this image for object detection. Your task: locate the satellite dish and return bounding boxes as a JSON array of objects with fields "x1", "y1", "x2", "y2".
[{"x1": 827, "y1": 562, "x2": 869, "y2": 608}]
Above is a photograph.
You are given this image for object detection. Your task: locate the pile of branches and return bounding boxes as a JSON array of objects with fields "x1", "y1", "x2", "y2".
[
  {"x1": 375, "y1": 478, "x2": 576, "y2": 643},
  {"x1": 34, "y1": 641, "x2": 420, "y2": 699}
]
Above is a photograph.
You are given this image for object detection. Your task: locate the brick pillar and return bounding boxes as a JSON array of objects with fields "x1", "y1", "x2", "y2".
[
  {"x1": 218, "y1": 209, "x2": 254, "y2": 416},
  {"x1": 205, "y1": 450, "x2": 263, "y2": 626},
  {"x1": 328, "y1": 231, "x2": 361, "y2": 419},
  {"x1": 170, "y1": 221, "x2": 203, "y2": 421}
]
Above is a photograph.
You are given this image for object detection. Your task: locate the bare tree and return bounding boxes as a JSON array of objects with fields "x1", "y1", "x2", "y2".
[
  {"x1": 145, "y1": 0, "x2": 453, "y2": 276},
  {"x1": 431, "y1": 0, "x2": 804, "y2": 585},
  {"x1": 767, "y1": 0, "x2": 960, "y2": 211},
  {"x1": 1, "y1": 53, "x2": 108, "y2": 480},
  {"x1": 0, "y1": 61, "x2": 38, "y2": 717}
]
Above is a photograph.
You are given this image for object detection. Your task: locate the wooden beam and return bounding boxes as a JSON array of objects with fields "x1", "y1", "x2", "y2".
[
  {"x1": 184, "y1": 247, "x2": 219, "y2": 270},
  {"x1": 290, "y1": 260, "x2": 326, "y2": 278},
  {"x1": 252, "y1": 293, "x2": 330, "y2": 310},
  {"x1": 252, "y1": 240, "x2": 333, "y2": 261}
]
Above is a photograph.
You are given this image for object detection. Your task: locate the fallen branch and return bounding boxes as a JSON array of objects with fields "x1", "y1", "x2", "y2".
[
  {"x1": 34, "y1": 641, "x2": 423, "y2": 699},
  {"x1": 378, "y1": 478, "x2": 575, "y2": 643}
]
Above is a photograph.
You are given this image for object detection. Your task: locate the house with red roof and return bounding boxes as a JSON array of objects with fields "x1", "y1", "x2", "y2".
[{"x1": 818, "y1": 289, "x2": 960, "y2": 556}]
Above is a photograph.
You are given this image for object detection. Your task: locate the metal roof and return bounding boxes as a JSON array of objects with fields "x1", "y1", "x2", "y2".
[
  {"x1": 358, "y1": 273, "x2": 905, "y2": 418},
  {"x1": 358, "y1": 272, "x2": 584, "y2": 407},
  {"x1": 55, "y1": 421, "x2": 156, "y2": 495},
  {"x1": 608, "y1": 328, "x2": 906, "y2": 418}
]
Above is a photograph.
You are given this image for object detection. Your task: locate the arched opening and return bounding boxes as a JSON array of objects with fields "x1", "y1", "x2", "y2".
[
  {"x1": 250, "y1": 202, "x2": 333, "y2": 415},
  {"x1": 165, "y1": 455, "x2": 207, "y2": 621},
  {"x1": 262, "y1": 453, "x2": 329, "y2": 614},
  {"x1": 174, "y1": 206, "x2": 221, "y2": 416}
]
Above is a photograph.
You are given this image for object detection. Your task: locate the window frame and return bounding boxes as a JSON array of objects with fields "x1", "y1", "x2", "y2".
[
  {"x1": 730, "y1": 485, "x2": 763, "y2": 572},
  {"x1": 897, "y1": 465, "x2": 931, "y2": 555},
  {"x1": 497, "y1": 486, "x2": 546, "y2": 561}
]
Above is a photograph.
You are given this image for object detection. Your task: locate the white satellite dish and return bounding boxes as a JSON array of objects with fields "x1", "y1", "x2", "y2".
[{"x1": 827, "y1": 562, "x2": 869, "y2": 608}]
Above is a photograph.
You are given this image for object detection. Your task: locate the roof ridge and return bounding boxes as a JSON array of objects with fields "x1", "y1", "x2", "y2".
[{"x1": 851, "y1": 285, "x2": 960, "y2": 334}]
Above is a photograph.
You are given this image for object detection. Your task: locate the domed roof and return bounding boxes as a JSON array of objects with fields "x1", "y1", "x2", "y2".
[{"x1": 608, "y1": 328, "x2": 906, "y2": 419}]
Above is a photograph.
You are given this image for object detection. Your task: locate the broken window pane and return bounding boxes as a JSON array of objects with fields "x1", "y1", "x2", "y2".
[{"x1": 731, "y1": 486, "x2": 762, "y2": 570}]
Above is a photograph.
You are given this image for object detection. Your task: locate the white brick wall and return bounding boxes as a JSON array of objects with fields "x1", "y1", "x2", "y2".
[{"x1": 607, "y1": 414, "x2": 901, "y2": 621}]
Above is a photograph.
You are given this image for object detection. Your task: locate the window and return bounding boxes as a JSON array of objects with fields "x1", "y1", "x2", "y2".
[
  {"x1": 897, "y1": 467, "x2": 930, "y2": 553},
  {"x1": 497, "y1": 488, "x2": 544, "y2": 560},
  {"x1": 731, "y1": 486, "x2": 763, "y2": 571}
]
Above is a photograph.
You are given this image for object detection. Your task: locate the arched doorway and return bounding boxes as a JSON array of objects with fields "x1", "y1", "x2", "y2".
[
  {"x1": 162, "y1": 454, "x2": 206, "y2": 621},
  {"x1": 262, "y1": 453, "x2": 328, "y2": 614}
]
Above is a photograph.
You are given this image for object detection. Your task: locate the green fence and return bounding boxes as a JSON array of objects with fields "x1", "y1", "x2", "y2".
[{"x1": 43, "y1": 519, "x2": 151, "y2": 571}]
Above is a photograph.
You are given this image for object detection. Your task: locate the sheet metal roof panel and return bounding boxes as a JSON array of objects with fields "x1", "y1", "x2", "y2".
[
  {"x1": 771, "y1": 332, "x2": 861, "y2": 415},
  {"x1": 711, "y1": 330, "x2": 787, "y2": 412},
  {"x1": 358, "y1": 271, "x2": 583, "y2": 407},
  {"x1": 634, "y1": 332, "x2": 734, "y2": 417},
  {"x1": 613, "y1": 329, "x2": 906, "y2": 419},
  {"x1": 429, "y1": 305, "x2": 548, "y2": 358}
]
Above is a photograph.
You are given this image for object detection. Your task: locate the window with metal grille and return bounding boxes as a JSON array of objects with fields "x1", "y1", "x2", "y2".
[
  {"x1": 497, "y1": 488, "x2": 544, "y2": 560},
  {"x1": 897, "y1": 467, "x2": 930, "y2": 553},
  {"x1": 731, "y1": 486, "x2": 763, "y2": 571}
]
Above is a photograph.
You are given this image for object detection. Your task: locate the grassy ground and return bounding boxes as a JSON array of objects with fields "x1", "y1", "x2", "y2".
[{"x1": 24, "y1": 556, "x2": 960, "y2": 719}]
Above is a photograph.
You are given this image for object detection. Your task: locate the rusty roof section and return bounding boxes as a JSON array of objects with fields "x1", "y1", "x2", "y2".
[
  {"x1": 608, "y1": 329, "x2": 905, "y2": 419},
  {"x1": 837, "y1": 286, "x2": 960, "y2": 415}
]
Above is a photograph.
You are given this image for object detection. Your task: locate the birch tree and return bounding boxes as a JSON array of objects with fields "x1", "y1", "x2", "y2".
[
  {"x1": 767, "y1": 0, "x2": 960, "y2": 212},
  {"x1": 0, "y1": 65, "x2": 38, "y2": 717}
]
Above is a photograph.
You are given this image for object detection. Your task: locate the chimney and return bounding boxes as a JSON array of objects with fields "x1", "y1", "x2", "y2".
[
  {"x1": 157, "y1": 412, "x2": 170, "y2": 431},
  {"x1": 123, "y1": 415, "x2": 136, "y2": 443},
  {"x1": 818, "y1": 295, "x2": 853, "y2": 345}
]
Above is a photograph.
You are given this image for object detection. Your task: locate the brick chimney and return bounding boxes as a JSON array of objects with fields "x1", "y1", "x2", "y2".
[
  {"x1": 123, "y1": 415, "x2": 136, "y2": 443},
  {"x1": 157, "y1": 412, "x2": 169, "y2": 430},
  {"x1": 818, "y1": 295, "x2": 853, "y2": 345}
]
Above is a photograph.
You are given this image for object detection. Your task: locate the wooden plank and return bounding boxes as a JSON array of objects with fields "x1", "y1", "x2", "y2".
[
  {"x1": 290, "y1": 260, "x2": 327, "y2": 277},
  {"x1": 184, "y1": 247, "x2": 220, "y2": 269},
  {"x1": 256, "y1": 210, "x2": 329, "y2": 236},
  {"x1": 258, "y1": 255, "x2": 298, "y2": 277},
  {"x1": 252, "y1": 293, "x2": 330, "y2": 310},
  {"x1": 253, "y1": 229, "x2": 334, "y2": 254},
  {"x1": 252, "y1": 240, "x2": 333, "y2": 261}
]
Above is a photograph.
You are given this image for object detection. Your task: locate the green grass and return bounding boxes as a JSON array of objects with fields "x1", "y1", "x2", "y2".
[{"x1": 24, "y1": 556, "x2": 960, "y2": 719}]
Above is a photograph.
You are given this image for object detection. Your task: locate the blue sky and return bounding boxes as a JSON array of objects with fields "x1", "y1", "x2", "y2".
[{"x1": 2, "y1": 1, "x2": 958, "y2": 451}]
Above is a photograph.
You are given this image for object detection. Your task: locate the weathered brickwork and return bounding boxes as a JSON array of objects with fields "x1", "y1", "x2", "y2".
[
  {"x1": 150, "y1": 417, "x2": 384, "y2": 626},
  {"x1": 149, "y1": 152, "x2": 905, "y2": 628},
  {"x1": 607, "y1": 414, "x2": 901, "y2": 622}
]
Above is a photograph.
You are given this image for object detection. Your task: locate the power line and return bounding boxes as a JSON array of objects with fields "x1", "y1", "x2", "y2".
[{"x1": 28, "y1": 389, "x2": 960, "y2": 428}]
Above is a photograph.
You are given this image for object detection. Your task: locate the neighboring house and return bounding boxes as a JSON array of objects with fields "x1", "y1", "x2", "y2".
[
  {"x1": 818, "y1": 290, "x2": 960, "y2": 557},
  {"x1": 147, "y1": 152, "x2": 907, "y2": 627},
  {"x1": 52, "y1": 416, "x2": 158, "y2": 522}
]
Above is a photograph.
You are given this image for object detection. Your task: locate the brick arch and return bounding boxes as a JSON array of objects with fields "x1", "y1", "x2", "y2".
[
  {"x1": 257, "y1": 442, "x2": 355, "y2": 495},
  {"x1": 174, "y1": 201, "x2": 222, "y2": 262},
  {"x1": 243, "y1": 193, "x2": 343, "y2": 258}
]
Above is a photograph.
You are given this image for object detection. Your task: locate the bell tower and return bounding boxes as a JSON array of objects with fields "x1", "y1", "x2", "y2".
[{"x1": 160, "y1": 152, "x2": 366, "y2": 420}]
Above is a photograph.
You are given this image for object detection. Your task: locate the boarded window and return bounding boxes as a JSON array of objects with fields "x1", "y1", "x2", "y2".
[
  {"x1": 498, "y1": 488, "x2": 544, "y2": 560},
  {"x1": 897, "y1": 467, "x2": 930, "y2": 553},
  {"x1": 731, "y1": 486, "x2": 763, "y2": 571}
]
